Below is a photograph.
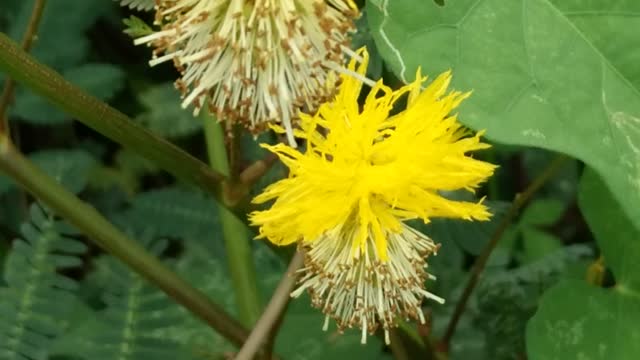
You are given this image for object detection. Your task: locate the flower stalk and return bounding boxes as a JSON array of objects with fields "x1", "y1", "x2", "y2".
[{"x1": 203, "y1": 115, "x2": 262, "y2": 326}]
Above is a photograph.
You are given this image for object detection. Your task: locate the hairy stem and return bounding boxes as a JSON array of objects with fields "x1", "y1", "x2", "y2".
[
  {"x1": 438, "y1": 154, "x2": 569, "y2": 349},
  {"x1": 0, "y1": 33, "x2": 227, "y2": 200},
  {"x1": 0, "y1": 0, "x2": 48, "y2": 134},
  {"x1": 0, "y1": 134, "x2": 251, "y2": 346},
  {"x1": 203, "y1": 116, "x2": 262, "y2": 326},
  {"x1": 236, "y1": 251, "x2": 304, "y2": 360}
]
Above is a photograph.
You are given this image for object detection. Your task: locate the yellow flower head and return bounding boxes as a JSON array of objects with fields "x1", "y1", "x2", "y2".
[{"x1": 250, "y1": 48, "x2": 497, "y2": 344}]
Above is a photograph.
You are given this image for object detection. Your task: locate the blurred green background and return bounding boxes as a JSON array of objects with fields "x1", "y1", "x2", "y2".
[{"x1": 1, "y1": 0, "x2": 639, "y2": 359}]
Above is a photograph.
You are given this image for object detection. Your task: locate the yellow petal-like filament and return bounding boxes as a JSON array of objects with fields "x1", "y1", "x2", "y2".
[{"x1": 250, "y1": 47, "x2": 497, "y2": 343}]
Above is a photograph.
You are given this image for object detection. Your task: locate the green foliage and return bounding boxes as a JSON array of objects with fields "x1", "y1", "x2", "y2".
[
  {"x1": 527, "y1": 169, "x2": 640, "y2": 359},
  {"x1": 87, "y1": 149, "x2": 159, "y2": 196},
  {"x1": 13, "y1": 63, "x2": 125, "y2": 125},
  {"x1": 0, "y1": 204, "x2": 87, "y2": 360},
  {"x1": 510, "y1": 199, "x2": 566, "y2": 264},
  {"x1": 7, "y1": 0, "x2": 121, "y2": 125},
  {"x1": 53, "y1": 237, "x2": 193, "y2": 360},
  {"x1": 118, "y1": 0, "x2": 155, "y2": 11},
  {"x1": 122, "y1": 15, "x2": 153, "y2": 38},
  {"x1": 1, "y1": 1, "x2": 638, "y2": 359},
  {"x1": 112, "y1": 187, "x2": 222, "y2": 252},
  {"x1": 475, "y1": 245, "x2": 590, "y2": 360},
  {"x1": 0, "y1": 149, "x2": 97, "y2": 195},
  {"x1": 367, "y1": 0, "x2": 640, "y2": 229},
  {"x1": 135, "y1": 83, "x2": 203, "y2": 138},
  {"x1": 414, "y1": 201, "x2": 511, "y2": 255},
  {"x1": 351, "y1": 9, "x2": 384, "y2": 80},
  {"x1": 249, "y1": 250, "x2": 389, "y2": 360},
  {"x1": 30, "y1": 149, "x2": 97, "y2": 194}
]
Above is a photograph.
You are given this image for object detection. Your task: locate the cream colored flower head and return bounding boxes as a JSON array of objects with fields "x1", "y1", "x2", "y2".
[
  {"x1": 133, "y1": 0, "x2": 359, "y2": 145},
  {"x1": 250, "y1": 48, "x2": 498, "y2": 344}
]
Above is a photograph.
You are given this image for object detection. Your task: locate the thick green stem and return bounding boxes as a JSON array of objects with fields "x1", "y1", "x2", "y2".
[
  {"x1": 203, "y1": 116, "x2": 262, "y2": 326},
  {"x1": 0, "y1": 33, "x2": 226, "y2": 199},
  {"x1": 0, "y1": 135, "x2": 250, "y2": 347}
]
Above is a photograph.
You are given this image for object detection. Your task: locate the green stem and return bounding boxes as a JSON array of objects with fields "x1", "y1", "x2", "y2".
[
  {"x1": 203, "y1": 116, "x2": 262, "y2": 326},
  {"x1": 397, "y1": 319, "x2": 425, "y2": 348},
  {"x1": 0, "y1": 33, "x2": 226, "y2": 200},
  {"x1": 0, "y1": 0, "x2": 48, "y2": 134},
  {"x1": 0, "y1": 134, "x2": 250, "y2": 347}
]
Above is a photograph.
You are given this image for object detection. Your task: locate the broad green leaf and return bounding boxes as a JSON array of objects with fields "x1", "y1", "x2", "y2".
[
  {"x1": 136, "y1": 83, "x2": 203, "y2": 138},
  {"x1": 579, "y1": 170, "x2": 640, "y2": 289},
  {"x1": 351, "y1": 9, "x2": 384, "y2": 81},
  {"x1": 527, "y1": 279, "x2": 640, "y2": 360},
  {"x1": 367, "y1": 0, "x2": 640, "y2": 228},
  {"x1": 522, "y1": 149, "x2": 580, "y2": 203},
  {"x1": 526, "y1": 169, "x2": 640, "y2": 358}
]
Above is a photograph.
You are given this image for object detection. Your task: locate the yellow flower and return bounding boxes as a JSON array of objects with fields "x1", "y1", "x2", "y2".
[
  {"x1": 250, "y1": 48, "x2": 497, "y2": 344},
  {"x1": 132, "y1": 0, "x2": 358, "y2": 145}
]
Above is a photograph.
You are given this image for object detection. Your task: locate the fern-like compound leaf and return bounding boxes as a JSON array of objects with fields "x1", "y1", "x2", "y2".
[
  {"x1": 0, "y1": 204, "x2": 87, "y2": 360},
  {"x1": 117, "y1": 0, "x2": 154, "y2": 11},
  {"x1": 66, "y1": 237, "x2": 190, "y2": 360}
]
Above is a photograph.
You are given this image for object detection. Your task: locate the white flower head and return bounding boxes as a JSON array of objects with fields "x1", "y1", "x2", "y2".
[
  {"x1": 135, "y1": 0, "x2": 359, "y2": 145},
  {"x1": 291, "y1": 224, "x2": 443, "y2": 345}
]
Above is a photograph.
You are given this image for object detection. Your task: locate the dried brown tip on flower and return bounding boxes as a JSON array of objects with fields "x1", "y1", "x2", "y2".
[
  {"x1": 291, "y1": 224, "x2": 443, "y2": 345},
  {"x1": 135, "y1": 0, "x2": 359, "y2": 145}
]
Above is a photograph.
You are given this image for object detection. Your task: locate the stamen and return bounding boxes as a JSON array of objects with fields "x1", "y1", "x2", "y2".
[
  {"x1": 133, "y1": 0, "x2": 359, "y2": 138},
  {"x1": 291, "y1": 224, "x2": 441, "y2": 344},
  {"x1": 326, "y1": 62, "x2": 377, "y2": 88},
  {"x1": 341, "y1": 45, "x2": 364, "y2": 63}
]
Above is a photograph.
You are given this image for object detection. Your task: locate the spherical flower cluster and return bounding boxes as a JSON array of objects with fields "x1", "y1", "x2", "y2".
[
  {"x1": 250, "y1": 48, "x2": 497, "y2": 344},
  {"x1": 134, "y1": 0, "x2": 359, "y2": 145}
]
